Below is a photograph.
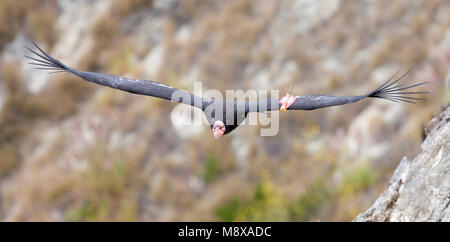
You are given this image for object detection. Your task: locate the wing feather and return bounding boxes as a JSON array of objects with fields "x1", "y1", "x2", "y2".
[
  {"x1": 287, "y1": 70, "x2": 427, "y2": 110},
  {"x1": 25, "y1": 41, "x2": 211, "y2": 110},
  {"x1": 245, "y1": 70, "x2": 428, "y2": 112},
  {"x1": 27, "y1": 41, "x2": 427, "y2": 114}
]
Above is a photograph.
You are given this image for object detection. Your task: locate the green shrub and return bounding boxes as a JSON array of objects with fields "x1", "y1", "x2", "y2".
[{"x1": 202, "y1": 155, "x2": 219, "y2": 184}]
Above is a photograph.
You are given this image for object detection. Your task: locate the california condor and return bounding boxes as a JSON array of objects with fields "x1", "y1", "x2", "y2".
[{"x1": 26, "y1": 41, "x2": 428, "y2": 139}]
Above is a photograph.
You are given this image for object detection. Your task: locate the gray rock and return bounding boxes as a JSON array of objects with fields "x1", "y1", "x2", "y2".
[{"x1": 354, "y1": 106, "x2": 450, "y2": 221}]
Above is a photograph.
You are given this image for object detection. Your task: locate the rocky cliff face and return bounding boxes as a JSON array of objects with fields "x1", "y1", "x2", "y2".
[
  {"x1": 355, "y1": 106, "x2": 450, "y2": 222},
  {"x1": 0, "y1": 0, "x2": 448, "y2": 221}
]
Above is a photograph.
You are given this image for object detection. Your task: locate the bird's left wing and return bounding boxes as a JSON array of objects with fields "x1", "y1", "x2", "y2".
[
  {"x1": 289, "y1": 70, "x2": 428, "y2": 110},
  {"x1": 25, "y1": 41, "x2": 211, "y2": 110},
  {"x1": 246, "y1": 70, "x2": 428, "y2": 112}
]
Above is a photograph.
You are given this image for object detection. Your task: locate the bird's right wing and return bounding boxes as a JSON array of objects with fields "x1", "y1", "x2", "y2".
[{"x1": 25, "y1": 41, "x2": 212, "y2": 110}]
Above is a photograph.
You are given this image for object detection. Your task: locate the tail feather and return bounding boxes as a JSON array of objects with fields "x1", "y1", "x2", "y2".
[
  {"x1": 25, "y1": 40, "x2": 73, "y2": 74},
  {"x1": 368, "y1": 69, "x2": 428, "y2": 104}
]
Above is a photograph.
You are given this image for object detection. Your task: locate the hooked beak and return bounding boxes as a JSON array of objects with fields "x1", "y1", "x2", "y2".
[
  {"x1": 213, "y1": 129, "x2": 224, "y2": 139},
  {"x1": 280, "y1": 105, "x2": 287, "y2": 111}
]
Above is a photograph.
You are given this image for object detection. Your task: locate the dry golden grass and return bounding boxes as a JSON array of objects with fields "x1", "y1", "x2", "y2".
[
  {"x1": 0, "y1": 60, "x2": 93, "y2": 178},
  {"x1": 111, "y1": 0, "x2": 154, "y2": 19},
  {"x1": 0, "y1": 0, "x2": 449, "y2": 221},
  {"x1": 0, "y1": 0, "x2": 58, "y2": 48}
]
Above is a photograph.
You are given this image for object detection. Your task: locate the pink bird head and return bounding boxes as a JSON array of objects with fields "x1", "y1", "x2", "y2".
[{"x1": 212, "y1": 120, "x2": 226, "y2": 139}]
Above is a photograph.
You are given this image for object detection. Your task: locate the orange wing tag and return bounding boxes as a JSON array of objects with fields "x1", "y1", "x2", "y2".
[{"x1": 279, "y1": 94, "x2": 296, "y2": 111}]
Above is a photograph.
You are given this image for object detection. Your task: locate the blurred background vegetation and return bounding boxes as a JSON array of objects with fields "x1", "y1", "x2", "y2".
[{"x1": 0, "y1": 0, "x2": 448, "y2": 221}]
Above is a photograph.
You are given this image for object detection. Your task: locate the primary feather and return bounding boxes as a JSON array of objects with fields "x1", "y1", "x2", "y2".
[
  {"x1": 367, "y1": 69, "x2": 428, "y2": 104},
  {"x1": 25, "y1": 40, "x2": 210, "y2": 110},
  {"x1": 25, "y1": 40, "x2": 428, "y2": 137}
]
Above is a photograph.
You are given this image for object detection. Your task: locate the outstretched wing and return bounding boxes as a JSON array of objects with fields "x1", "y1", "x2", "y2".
[
  {"x1": 27, "y1": 41, "x2": 427, "y2": 113},
  {"x1": 247, "y1": 69, "x2": 428, "y2": 112},
  {"x1": 25, "y1": 41, "x2": 211, "y2": 110}
]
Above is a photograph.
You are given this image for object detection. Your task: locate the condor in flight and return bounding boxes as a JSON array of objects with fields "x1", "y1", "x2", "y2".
[{"x1": 26, "y1": 41, "x2": 427, "y2": 139}]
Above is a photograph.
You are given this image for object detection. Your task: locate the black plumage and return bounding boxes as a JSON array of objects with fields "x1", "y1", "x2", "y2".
[{"x1": 25, "y1": 41, "x2": 428, "y2": 137}]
